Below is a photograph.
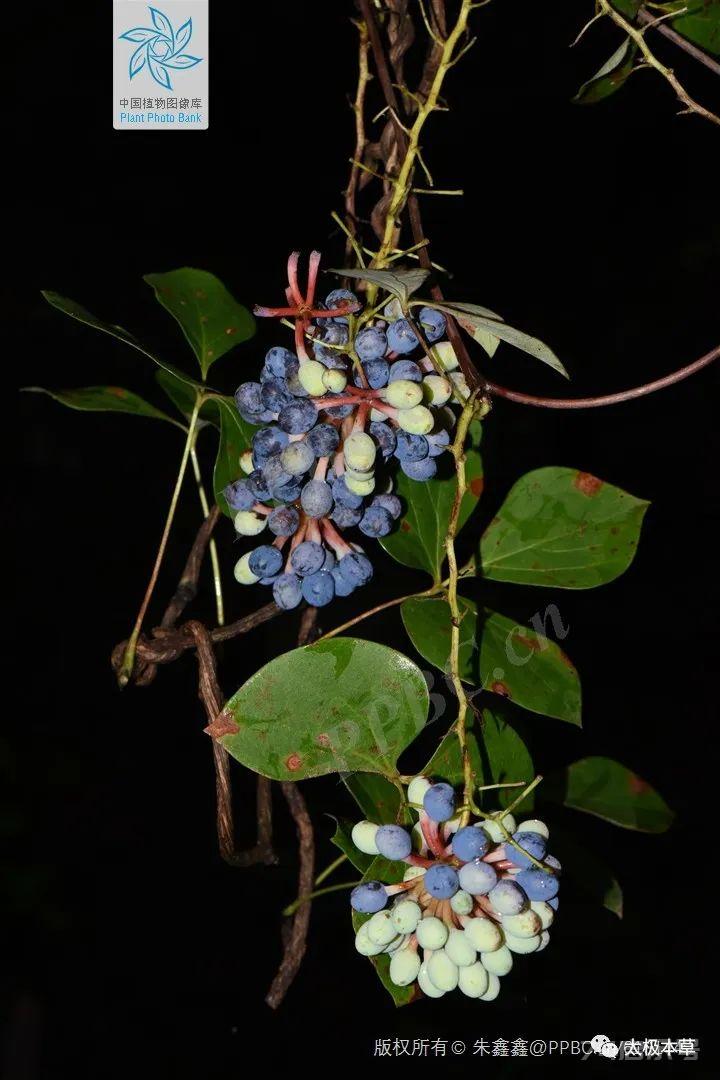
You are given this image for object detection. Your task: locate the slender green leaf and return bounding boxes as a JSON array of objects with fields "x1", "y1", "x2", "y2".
[
  {"x1": 144, "y1": 268, "x2": 255, "y2": 379},
  {"x1": 343, "y1": 773, "x2": 403, "y2": 825},
  {"x1": 22, "y1": 385, "x2": 180, "y2": 426},
  {"x1": 543, "y1": 757, "x2": 674, "y2": 833},
  {"x1": 431, "y1": 302, "x2": 568, "y2": 378},
  {"x1": 401, "y1": 597, "x2": 581, "y2": 725},
  {"x1": 41, "y1": 291, "x2": 203, "y2": 389},
  {"x1": 330, "y1": 266, "x2": 429, "y2": 305},
  {"x1": 352, "y1": 856, "x2": 419, "y2": 1007},
  {"x1": 574, "y1": 39, "x2": 637, "y2": 105},
  {"x1": 211, "y1": 396, "x2": 257, "y2": 516},
  {"x1": 379, "y1": 420, "x2": 483, "y2": 581},
  {"x1": 217, "y1": 640, "x2": 429, "y2": 781},
  {"x1": 550, "y1": 825, "x2": 623, "y2": 918},
  {"x1": 329, "y1": 817, "x2": 374, "y2": 874},
  {"x1": 479, "y1": 466, "x2": 649, "y2": 588}
]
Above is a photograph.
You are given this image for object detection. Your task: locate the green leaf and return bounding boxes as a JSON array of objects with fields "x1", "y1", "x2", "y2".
[
  {"x1": 543, "y1": 757, "x2": 674, "y2": 833},
  {"x1": 144, "y1": 269, "x2": 255, "y2": 379},
  {"x1": 401, "y1": 597, "x2": 581, "y2": 725},
  {"x1": 154, "y1": 370, "x2": 221, "y2": 431},
  {"x1": 22, "y1": 385, "x2": 181, "y2": 426},
  {"x1": 379, "y1": 420, "x2": 483, "y2": 581},
  {"x1": 671, "y1": 1, "x2": 720, "y2": 57},
  {"x1": 211, "y1": 395, "x2": 258, "y2": 516},
  {"x1": 41, "y1": 291, "x2": 203, "y2": 389},
  {"x1": 574, "y1": 39, "x2": 637, "y2": 105},
  {"x1": 424, "y1": 707, "x2": 535, "y2": 810},
  {"x1": 329, "y1": 817, "x2": 374, "y2": 874},
  {"x1": 430, "y1": 302, "x2": 568, "y2": 379},
  {"x1": 351, "y1": 855, "x2": 419, "y2": 1007},
  {"x1": 343, "y1": 773, "x2": 403, "y2": 825},
  {"x1": 479, "y1": 466, "x2": 649, "y2": 588},
  {"x1": 550, "y1": 826, "x2": 623, "y2": 918},
  {"x1": 329, "y1": 266, "x2": 429, "y2": 305},
  {"x1": 217, "y1": 640, "x2": 429, "y2": 781}
]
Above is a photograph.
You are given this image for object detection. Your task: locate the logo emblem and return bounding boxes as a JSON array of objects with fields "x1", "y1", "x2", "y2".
[{"x1": 118, "y1": 6, "x2": 202, "y2": 90}]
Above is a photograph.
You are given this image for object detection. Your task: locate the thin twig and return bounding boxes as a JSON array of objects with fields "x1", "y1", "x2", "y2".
[
  {"x1": 161, "y1": 505, "x2": 221, "y2": 629},
  {"x1": 345, "y1": 17, "x2": 371, "y2": 261}
]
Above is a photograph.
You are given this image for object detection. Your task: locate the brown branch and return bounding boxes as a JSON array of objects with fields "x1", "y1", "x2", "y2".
[
  {"x1": 485, "y1": 343, "x2": 720, "y2": 409},
  {"x1": 638, "y1": 6, "x2": 720, "y2": 78},
  {"x1": 265, "y1": 606, "x2": 319, "y2": 1009},
  {"x1": 161, "y1": 504, "x2": 221, "y2": 630}
]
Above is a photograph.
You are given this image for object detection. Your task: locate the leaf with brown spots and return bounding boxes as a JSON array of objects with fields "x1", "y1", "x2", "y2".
[
  {"x1": 478, "y1": 467, "x2": 649, "y2": 589},
  {"x1": 144, "y1": 268, "x2": 255, "y2": 379},
  {"x1": 22, "y1": 385, "x2": 180, "y2": 426},
  {"x1": 542, "y1": 756, "x2": 674, "y2": 832}
]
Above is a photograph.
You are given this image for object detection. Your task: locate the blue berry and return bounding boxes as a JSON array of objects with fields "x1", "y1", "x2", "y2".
[
  {"x1": 356, "y1": 327, "x2": 388, "y2": 361},
  {"x1": 370, "y1": 421, "x2": 397, "y2": 458},
  {"x1": 234, "y1": 381, "x2": 264, "y2": 416},
  {"x1": 290, "y1": 541, "x2": 325, "y2": 576},
  {"x1": 301, "y1": 478, "x2": 333, "y2": 518},
  {"x1": 389, "y1": 359, "x2": 422, "y2": 383},
  {"x1": 515, "y1": 868, "x2": 559, "y2": 902},
  {"x1": 285, "y1": 367, "x2": 310, "y2": 397},
  {"x1": 488, "y1": 879, "x2": 528, "y2": 915},
  {"x1": 548, "y1": 897, "x2": 559, "y2": 911},
  {"x1": 272, "y1": 573, "x2": 302, "y2": 610},
  {"x1": 427, "y1": 429, "x2": 451, "y2": 457},
  {"x1": 387, "y1": 319, "x2": 419, "y2": 354},
  {"x1": 395, "y1": 431, "x2": 429, "y2": 462},
  {"x1": 457, "y1": 858, "x2": 498, "y2": 896},
  {"x1": 272, "y1": 479, "x2": 302, "y2": 502},
  {"x1": 318, "y1": 322, "x2": 349, "y2": 345},
  {"x1": 371, "y1": 494, "x2": 402, "y2": 520},
  {"x1": 402, "y1": 457, "x2": 437, "y2": 480},
  {"x1": 278, "y1": 399, "x2": 317, "y2": 434},
  {"x1": 261, "y1": 454, "x2": 292, "y2": 490},
  {"x1": 359, "y1": 505, "x2": 393, "y2": 538},
  {"x1": 418, "y1": 306, "x2": 447, "y2": 343},
  {"x1": 260, "y1": 377, "x2": 293, "y2": 412},
  {"x1": 423, "y1": 782, "x2": 455, "y2": 822},
  {"x1": 544, "y1": 855, "x2": 562, "y2": 873},
  {"x1": 424, "y1": 864, "x2": 460, "y2": 900},
  {"x1": 337, "y1": 552, "x2": 373, "y2": 587},
  {"x1": 314, "y1": 324, "x2": 349, "y2": 365},
  {"x1": 301, "y1": 569, "x2": 335, "y2": 607},
  {"x1": 509, "y1": 831, "x2": 547, "y2": 870},
  {"x1": 332, "y1": 503, "x2": 362, "y2": 528},
  {"x1": 281, "y1": 441, "x2": 315, "y2": 476},
  {"x1": 324, "y1": 401, "x2": 355, "y2": 419},
  {"x1": 353, "y1": 358, "x2": 389, "y2": 389},
  {"x1": 268, "y1": 506, "x2": 300, "y2": 537},
  {"x1": 350, "y1": 880, "x2": 387, "y2": 914},
  {"x1": 223, "y1": 480, "x2": 255, "y2": 512},
  {"x1": 239, "y1": 406, "x2": 275, "y2": 425},
  {"x1": 325, "y1": 288, "x2": 359, "y2": 323},
  {"x1": 321, "y1": 547, "x2": 336, "y2": 571},
  {"x1": 332, "y1": 476, "x2": 363, "y2": 509},
  {"x1": 246, "y1": 470, "x2": 271, "y2": 502},
  {"x1": 252, "y1": 425, "x2": 289, "y2": 465},
  {"x1": 375, "y1": 825, "x2": 412, "y2": 861},
  {"x1": 248, "y1": 545, "x2": 283, "y2": 578},
  {"x1": 264, "y1": 347, "x2": 298, "y2": 379},
  {"x1": 452, "y1": 826, "x2": 491, "y2": 862},
  {"x1": 306, "y1": 423, "x2": 340, "y2": 457},
  {"x1": 331, "y1": 565, "x2": 355, "y2": 597}
]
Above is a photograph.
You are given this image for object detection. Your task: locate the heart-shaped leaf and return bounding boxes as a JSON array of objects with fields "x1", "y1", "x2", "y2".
[
  {"x1": 144, "y1": 268, "x2": 255, "y2": 379},
  {"x1": 343, "y1": 773, "x2": 403, "y2": 825},
  {"x1": 431, "y1": 302, "x2": 568, "y2": 378},
  {"x1": 41, "y1": 291, "x2": 203, "y2": 389},
  {"x1": 351, "y1": 856, "x2": 420, "y2": 1007},
  {"x1": 542, "y1": 757, "x2": 674, "y2": 833},
  {"x1": 210, "y1": 395, "x2": 258, "y2": 516},
  {"x1": 479, "y1": 467, "x2": 649, "y2": 588},
  {"x1": 379, "y1": 420, "x2": 483, "y2": 582},
  {"x1": 401, "y1": 597, "x2": 581, "y2": 725},
  {"x1": 216, "y1": 640, "x2": 429, "y2": 781},
  {"x1": 329, "y1": 817, "x2": 374, "y2": 874},
  {"x1": 22, "y1": 385, "x2": 181, "y2": 427},
  {"x1": 329, "y1": 266, "x2": 429, "y2": 305}
]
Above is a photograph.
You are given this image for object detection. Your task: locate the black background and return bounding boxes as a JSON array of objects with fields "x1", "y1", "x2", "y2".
[{"x1": 8, "y1": 2, "x2": 720, "y2": 1076}]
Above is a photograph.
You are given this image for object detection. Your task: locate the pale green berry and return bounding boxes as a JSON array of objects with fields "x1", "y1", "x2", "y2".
[
  {"x1": 391, "y1": 900, "x2": 421, "y2": 935},
  {"x1": 449, "y1": 371, "x2": 470, "y2": 400},
  {"x1": 479, "y1": 972, "x2": 501, "y2": 1001},
  {"x1": 407, "y1": 776, "x2": 431, "y2": 806},
  {"x1": 416, "y1": 916, "x2": 448, "y2": 950},
  {"x1": 427, "y1": 949, "x2": 459, "y2": 992},
  {"x1": 516, "y1": 819, "x2": 549, "y2": 840},
  {"x1": 458, "y1": 961, "x2": 489, "y2": 999},
  {"x1": 450, "y1": 890, "x2": 474, "y2": 916},
  {"x1": 433, "y1": 341, "x2": 459, "y2": 372},
  {"x1": 322, "y1": 369, "x2": 347, "y2": 393},
  {"x1": 482, "y1": 812, "x2": 517, "y2": 843},
  {"x1": 423, "y1": 375, "x2": 452, "y2": 406},
  {"x1": 344, "y1": 432, "x2": 377, "y2": 473},
  {"x1": 383, "y1": 933, "x2": 405, "y2": 954},
  {"x1": 370, "y1": 407, "x2": 388, "y2": 423},
  {"x1": 445, "y1": 929, "x2": 477, "y2": 968},
  {"x1": 351, "y1": 820, "x2": 379, "y2": 856},
  {"x1": 505, "y1": 932, "x2": 541, "y2": 955},
  {"x1": 465, "y1": 917, "x2": 504, "y2": 953},
  {"x1": 344, "y1": 465, "x2": 375, "y2": 483},
  {"x1": 240, "y1": 450, "x2": 254, "y2": 475},
  {"x1": 233, "y1": 510, "x2": 267, "y2": 537},
  {"x1": 389, "y1": 947, "x2": 421, "y2": 987},
  {"x1": 355, "y1": 923, "x2": 384, "y2": 956},
  {"x1": 233, "y1": 552, "x2": 260, "y2": 585},
  {"x1": 384, "y1": 298, "x2": 403, "y2": 321},
  {"x1": 397, "y1": 404, "x2": 434, "y2": 435},
  {"x1": 530, "y1": 901, "x2": 554, "y2": 930},
  {"x1": 367, "y1": 910, "x2": 398, "y2": 946},
  {"x1": 536, "y1": 930, "x2": 550, "y2": 952},
  {"x1": 298, "y1": 360, "x2": 327, "y2": 396},
  {"x1": 411, "y1": 822, "x2": 425, "y2": 852},
  {"x1": 384, "y1": 379, "x2": 423, "y2": 410},
  {"x1": 418, "y1": 962, "x2": 446, "y2": 998},
  {"x1": 503, "y1": 909, "x2": 542, "y2": 939},
  {"x1": 345, "y1": 473, "x2": 375, "y2": 496},
  {"x1": 403, "y1": 865, "x2": 425, "y2": 882},
  {"x1": 481, "y1": 944, "x2": 513, "y2": 976}
]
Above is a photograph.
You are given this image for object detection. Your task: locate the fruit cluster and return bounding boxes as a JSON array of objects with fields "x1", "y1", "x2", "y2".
[
  {"x1": 350, "y1": 777, "x2": 559, "y2": 1002},
  {"x1": 225, "y1": 252, "x2": 468, "y2": 610}
]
